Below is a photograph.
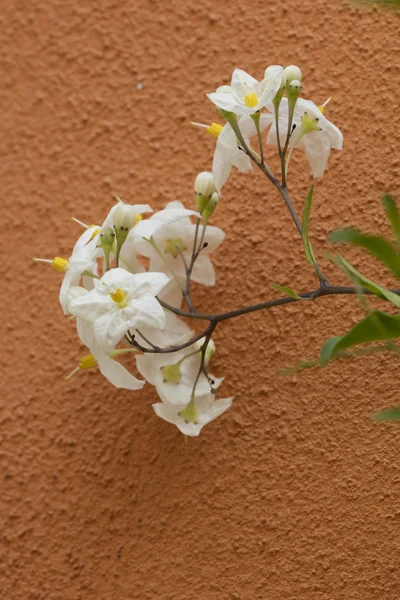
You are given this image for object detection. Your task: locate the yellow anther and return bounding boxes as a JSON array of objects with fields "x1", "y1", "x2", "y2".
[
  {"x1": 134, "y1": 214, "x2": 142, "y2": 225},
  {"x1": 86, "y1": 227, "x2": 100, "y2": 244},
  {"x1": 318, "y1": 96, "x2": 332, "y2": 114},
  {"x1": 244, "y1": 92, "x2": 259, "y2": 108},
  {"x1": 165, "y1": 238, "x2": 186, "y2": 258},
  {"x1": 51, "y1": 257, "x2": 69, "y2": 272},
  {"x1": 79, "y1": 354, "x2": 97, "y2": 370},
  {"x1": 110, "y1": 288, "x2": 126, "y2": 304},
  {"x1": 206, "y1": 122, "x2": 223, "y2": 139}
]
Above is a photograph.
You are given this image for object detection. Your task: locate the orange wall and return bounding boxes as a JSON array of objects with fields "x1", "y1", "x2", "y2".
[{"x1": 2, "y1": 1, "x2": 400, "y2": 598}]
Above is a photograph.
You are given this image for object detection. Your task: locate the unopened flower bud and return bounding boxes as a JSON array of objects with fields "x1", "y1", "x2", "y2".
[
  {"x1": 284, "y1": 65, "x2": 302, "y2": 84},
  {"x1": 286, "y1": 80, "x2": 302, "y2": 113},
  {"x1": 195, "y1": 172, "x2": 216, "y2": 213},
  {"x1": 113, "y1": 204, "x2": 135, "y2": 232},
  {"x1": 202, "y1": 192, "x2": 219, "y2": 224}
]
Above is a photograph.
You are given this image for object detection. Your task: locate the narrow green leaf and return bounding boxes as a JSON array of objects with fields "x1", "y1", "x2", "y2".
[
  {"x1": 329, "y1": 228, "x2": 400, "y2": 278},
  {"x1": 270, "y1": 283, "x2": 304, "y2": 300},
  {"x1": 336, "y1": 255, "x2": 400, "y2": 308},
  {"x1": 320, "y1": 310, "x2": 400, "y2": 366},
  {"x1": 302, "y1": 185, "x2": 328, "y2": 283},
  {"x1": 374, "y1": 407, "x2": 400, "y2": 423},
  {"x1": 382, "y1": 194, "x2": 400, "y2": 244}
]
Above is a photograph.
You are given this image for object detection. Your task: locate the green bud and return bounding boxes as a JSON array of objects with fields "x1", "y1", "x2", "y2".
[
  {"x1": 203, "y1": 192, "x2": 219, "y2": 224},
  {"x1": 194, "y1": 172, "x2": 216, "y2": 214},
  {"x1": 284, "y1": 65, "x2": 302, "y2": 84}
]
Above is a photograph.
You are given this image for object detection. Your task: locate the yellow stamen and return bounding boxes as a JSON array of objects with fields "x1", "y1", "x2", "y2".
[
  {"x1": 86, "y1": 227, "x2": 100, "y2": 244},
  {"x1": 244, "y1": 92, "x2": 258, "y2": 109},
  {"x1": 51, "y1": 257, "x2": 69, "y2": 272},
  {"x1": 110, "y1": 288, "x2": 126, "y2": 304},
  {"x1": 134, "y1": 214, "x2": 142, "y2": 225},
  {"x1": 206, "y1": 122, "x2": 223, "y2": 139},
  {"x1": 318, "y1": 96, "x2": 332, "y2": 114},
  {"x1": 79, "y1": 354, "x2": 97, "y2": 370},
  {"x1": 165, "y1": 238, "x2": 186, "y2": 258}
]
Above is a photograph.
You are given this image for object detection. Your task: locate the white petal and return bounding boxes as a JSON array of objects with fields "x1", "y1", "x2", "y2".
[
  {"x1": 206, "y1": 91, "x2": 237, "y2": 112},
  {"x1": 97, "y1": 354, "x2": 145, "y2": 390},
  {"x1": 212, "y1": 145, "x2": 233, "y2": 194},
  {"x1": 231, "y1": 150, "x2": 253, "y2": 173},
  {"x1": 191, "y1": 255, "x2": 216, "y2": 286},
  {"x1": 231, "y1": 68, "x2": 259, "y2": 101},
  {"x1": 70, "y1": 291, "x2": 113, "y2": 322},
  {"x1": 93, "y1": 310, "x2": 131, "y2": 351},
  {"x1": 201, "y1": 225, "x2": 225, "y2": 253},
  {"x1": 303, "y1": 133, "x2": 332, "y2": 178},
  {"x1": 130, "y1": 295, "x2": 167, "y2": 330},
  {"x1": 258, "y1": 65, "x2": 284, "y2": 107}
]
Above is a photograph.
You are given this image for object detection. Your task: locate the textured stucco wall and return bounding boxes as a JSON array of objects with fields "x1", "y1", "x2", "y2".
[{"x1": 2, "y1": 0, "x2": 400, "y2": 598}]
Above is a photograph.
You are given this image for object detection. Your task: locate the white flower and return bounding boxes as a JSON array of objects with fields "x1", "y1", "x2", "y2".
[
  {"x1": 211, "y1": 114, "x2": 272, "y2": 193},
  {"x1": 152, "y1": 394, "x2": 233, "y2": 436},
  {"x1": 136, "y1": 343, "x2": 223, "y2": 406},
  {"x1": 59, "y1": 246, "x2": 99, "y2": 315},
  {"x1": 101, "y1": 199, "x2": 153, "y2": 231},
  {"x1": 267, "y1": 97, "x2": 343, "y2": 177},
  {"x1": 69, "y1": 267, "x2": 169, "y2": 351},
  {"x1": 136, "y1": 201, "x2": 224, "y2": 286},
  {"x1": 207, "y1": 66, "x2": 284, "y2": 115},
  {"x1": 69, "y1": 319, "x2": 144, "y2": 390},
  {"x1": 133, "y1": 204, "x2": 199, "y2": 240}
]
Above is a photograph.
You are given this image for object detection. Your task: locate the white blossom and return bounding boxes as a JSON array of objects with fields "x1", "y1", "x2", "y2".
[
  {"x1": 136, "y1": 201, "x2": 224, "y2": 286},
  {"x1": 69, "y1": 268, "x2": 169, "y2": 352},
  {"x1": 207, "y1": 66, "x2": 284, "y2": 116},
  {"x1": 152, "y1": 394, "x2": 233, "y2": 436},
  {"x1": 267, "y1": 97, "x2": 343, "y2": 177},
  {"x1": 136, "y1": 343, "x2": 223, "y2": 406}
]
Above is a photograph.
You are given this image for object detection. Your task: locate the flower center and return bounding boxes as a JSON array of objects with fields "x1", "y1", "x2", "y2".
[
  {"x1": 300, "y1": 112, "x2": 322, "y2": 134},
  {"x1": 244, "y1": 92, "x2": 258, "y2": 108},
  {"x1": 110, "y1": 288, "x2": 126, "y2": 304},
  {"x1": 179, "y1": 397, "x2": 199, "y2": 424},
  {"x1": 160, "y1": 363, "x2": 182, "y2": 384},
  {"x1": 165, "y1": 238, "x2": 186, "y2": 258},
  {"x1": 79, "y1": 354, "x2": 97, "y2": 370},
  {"x1": 206, "y1": 122, "x2": 223, "y2": 139}
]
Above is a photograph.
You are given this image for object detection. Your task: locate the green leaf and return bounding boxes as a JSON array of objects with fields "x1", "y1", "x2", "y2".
[
  {"x1": 302, "y1": 185, "x2": 328, "y2": 283},
  {"x1": 374, "y1": 407, "x2": 400, "y2": 423},
  {"x1": 329, "y1": 228, "x2": 400, "y2": 278},
  {"x1": 382, "y1": 194, "x2": 400, "y2": 244},
  {"x1": 270, "y1": 284, "x2": 304, "y2": 300},
  {"x1": 320, "y1": 310, "x2": 400, "y2": 366},
  {"x1": 335, "y1": 255, "x2": 400, "y2": 308}
]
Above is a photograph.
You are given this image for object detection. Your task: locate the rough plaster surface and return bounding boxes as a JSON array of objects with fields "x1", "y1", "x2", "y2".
[{"x1": 1, "y1": 0, "x2": 400, "y2": 598}]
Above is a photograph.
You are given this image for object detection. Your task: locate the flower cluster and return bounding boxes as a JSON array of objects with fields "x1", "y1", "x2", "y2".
[
  {"x1": 35, "y1": 177, "x2": 232, "y2": 436},
  {"x1": 35, "y1": 63, "x2": 343, "y2": 436},
  {"x1": 193, "y1": 64, "x2": 342, "y2": 192}
]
